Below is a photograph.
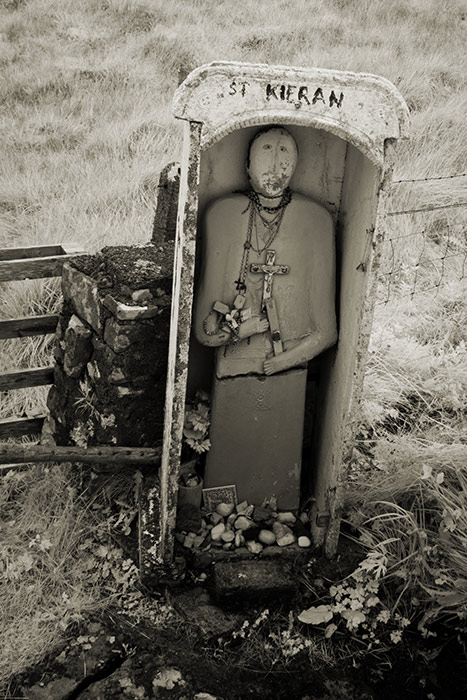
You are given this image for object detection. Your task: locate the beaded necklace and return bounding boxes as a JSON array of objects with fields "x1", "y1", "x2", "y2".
[
  {"x1": 234, "y1": 188, "x2": 292, "y2": 293},
  {"x1": 203, "y1": 188, "x2": 292, "y2": 346}
]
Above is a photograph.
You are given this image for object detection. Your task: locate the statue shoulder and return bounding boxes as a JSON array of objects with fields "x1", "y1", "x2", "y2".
[
  {"x1": 203, "y1": 195, "x2": 250, "y2": 246},
  {"x1": 291, "y1": 192, "x2": 334, "y2": 232},
  {"x1": 205, "y1": 193, "x2": 248, "y2": 219}
]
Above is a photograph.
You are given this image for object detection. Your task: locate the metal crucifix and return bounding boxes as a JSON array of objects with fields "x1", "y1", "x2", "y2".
[{"x1": 250, "y1": 249, "x2": 289, "y2": 355}]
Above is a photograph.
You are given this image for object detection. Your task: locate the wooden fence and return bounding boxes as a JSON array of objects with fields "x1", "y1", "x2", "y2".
[
  {"x1": 0, "y1": 243, "x2": 84, "y2": 440},
  {"x1": 0, "y1": 244, "x2": 162, "y2": 470}
]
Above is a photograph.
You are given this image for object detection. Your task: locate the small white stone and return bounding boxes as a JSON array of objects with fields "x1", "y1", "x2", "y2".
[
  {"x1": 131, "y1": 288, "x2": 153, "y2": 303},
  {"x1": 210, "y1": 512, "x2": 223, "y2": 525},
  {"x1": 221, "y1": 530, "x2": 235, "y2": 543},
  {"x1": 235, "y1": 515, "x2": 252, "y2": 531},
  {"x1": 272, "y1": 522, "x2": 292, "y2": 539},
  {"x1": 183, "y1": 534, "x2": 195, "y2": 549},
  {"x1": 236, "y1": 500, "x2": 249, "y2": 513},
  {"x1": 210, "y1": 522, "x2": 225, "y2": 541},
  {"x1": 246, "y1": 541, "x2": 263, "y2": 554},
  {"x1": 277, "y1": 533, "x2": 296, "y2": 547},
  {"x1": 258, "y1": 529, "x2": 276, "y2": 545},
  {"x1": 216, "y1": 502, "x2": 235, "y2": 517},
  {"x1": 298, "y1": 536, "x2": 312, "y2": 548},
  {"x1": 234, "y1": 532, "x2": 245, "y2": 548},
  {"x1": 277, "y1": 511, "x2": 296, "y2": 524}
]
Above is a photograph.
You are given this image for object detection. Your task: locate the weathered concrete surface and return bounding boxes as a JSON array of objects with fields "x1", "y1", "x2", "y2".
[
  {"x1": 171, "y1": 587, "x2": 243, "y2": 639},
  {"x1": 211, "y1": 559, "x2": 298, "y2": 603},
  {"x1": 159, "y1": 121, "x2": 202, "y2": 568},
  {"x1": 173, "y1": 61, "x2": 409, "y2": 166}
]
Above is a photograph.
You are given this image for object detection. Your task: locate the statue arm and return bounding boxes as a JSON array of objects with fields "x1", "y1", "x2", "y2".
[
  {"x1": 194, "y1": 200, "x2": 268, "y2": 347},
  {"x1": 193, "y1": 208, "x2": 231, "y2": 347}
]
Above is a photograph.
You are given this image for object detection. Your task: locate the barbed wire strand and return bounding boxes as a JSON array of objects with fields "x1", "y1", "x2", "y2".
[
  {"x1": 388, "y1": 202, "x2": 467, "y2": 216},
  {"x1": 393, "y1": 172, "x2": 467, "y2": 184}
]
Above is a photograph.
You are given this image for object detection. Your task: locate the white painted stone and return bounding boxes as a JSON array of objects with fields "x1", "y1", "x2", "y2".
[
  {"x1": 258, "y1": 529, "x2": 276, "y2": 546},
  {"x1": 277, "y1": 512, "x2": 296, "y2": 525},
  {"x1": 246, "y1": 541, "x2": 263, "y2": 554},
  {"x1": 210, "y1": 523, "x2": 225, "y2": 541},
  {"x1": 277, "y1": 533, "x2": 296, "y2": 547},
  {"x1": 216, "y1": 502, "x2": 235, "y2": 517}
]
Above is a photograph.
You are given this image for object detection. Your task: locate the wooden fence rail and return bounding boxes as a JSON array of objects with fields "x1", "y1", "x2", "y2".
[
  {"x1": 0, "y1": 242, "x2": 84, "y2": 440},
  {"x1": 0, "y1": 444, "x2": 162, "y2": 467},
  {"x1": 0, "y1": 244, "x2": 84, "y2": 282},
  {"x1": 0, "y1": 315, "x2": 59, "y2": 339}
]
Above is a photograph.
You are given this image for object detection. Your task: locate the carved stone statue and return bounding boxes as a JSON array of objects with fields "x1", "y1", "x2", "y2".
[{"x1": 194, "y1": 126, "x2": 337, "y2": 509}]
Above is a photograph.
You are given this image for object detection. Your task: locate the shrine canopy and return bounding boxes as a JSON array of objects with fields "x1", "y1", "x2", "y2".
[{"x1": 173, "y1": 61, "x2": 409, "y2": 170}]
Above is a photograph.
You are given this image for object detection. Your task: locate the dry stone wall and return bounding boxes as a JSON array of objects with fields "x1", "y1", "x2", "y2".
[{"x1": 44, "y1": 244, "x2": 173, "y2": 451}]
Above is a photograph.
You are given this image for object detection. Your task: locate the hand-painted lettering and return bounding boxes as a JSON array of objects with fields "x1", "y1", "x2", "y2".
[
  {"x1": 266, "y1": 83, "x2": 278, "y2": 100},
  {"x1": 312, "y1": 88, "x2": 326, "y2": 105},
  {"x1": 228, "y1": 81, "x2": 345, "y2": 109},
  {"x1": 286, "y1": 85, "x2": 296, "y2": 102},
  {"x1": 298, "y1": 86, "x2": 310, "y2": 105},
  {"x1": 240, "y1": 81, "x2": 250, "y2": 97},
  {"x1": 329, "y1": 90, "x2": 344, "y2": 108}
]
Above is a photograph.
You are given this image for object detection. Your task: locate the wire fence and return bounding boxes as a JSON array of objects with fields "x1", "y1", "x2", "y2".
[{"x1": 375, "y1": 172, "x2": 467, "y2": 306}]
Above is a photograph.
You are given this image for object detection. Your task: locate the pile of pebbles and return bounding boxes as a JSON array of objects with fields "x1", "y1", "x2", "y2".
[{"x1": 175, "y1": 500, "x2": 312, "y2": 554}]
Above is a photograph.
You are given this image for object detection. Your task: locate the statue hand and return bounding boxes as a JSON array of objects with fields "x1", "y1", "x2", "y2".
[
  {"x1": 238, "y1": 315, "x2": 269, "y2": 340},
  {"x1": 264, "y1": 353, "x2": 287, "y2": 375}
]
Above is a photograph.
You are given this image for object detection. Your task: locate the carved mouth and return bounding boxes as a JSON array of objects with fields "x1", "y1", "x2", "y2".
[{"x1": 262, "y1": 175, "x2": 285, "y2": 191}]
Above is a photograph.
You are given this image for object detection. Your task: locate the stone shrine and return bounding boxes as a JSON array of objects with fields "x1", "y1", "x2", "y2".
[{"x1": 157, "y1": 61, "x2": 408, "y2": 570}]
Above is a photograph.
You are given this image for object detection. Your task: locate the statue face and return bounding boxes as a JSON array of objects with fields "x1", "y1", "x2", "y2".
[{"x1": 247, "y1": 128, "x2": 298, "y2": 198}]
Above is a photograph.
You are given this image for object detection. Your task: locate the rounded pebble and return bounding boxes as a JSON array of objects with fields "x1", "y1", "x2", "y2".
[
  {"x1": 210, "y1": 512, "x2": 223, "y2": 525},
  {"x1": 221, "y1": 530, "x2": 235, "y2": 543},
  {"x1": 277, "y1": 533, "x2": 296, "y2": 547},
  {"x1": 235, "y1": 515, "x2": 252, "y2": 531},
  {"x1": 258, "y1": 529, "x2": 276, "y2": 545},
  {"x1": 183, "y1": 534, "x2": 195, "y2": 549},
  {"x1": 216, "y1": 502, "x2": 235, "y2": 517},
  {"x1": 235, "y1": 532, "x2": 245, "y2": 548},
  {"x1": 210, "y1": 522, "x2": 226, "y2": 541},
  {"x1": 277, "y1": 511, "x2": 296, "y2": 524},
  {"x1": 272, "y1": 522, "x2": 292, "y2": 538},
  {"x1": 298, "y1": 536, "x2": 312, "y2": 548}
]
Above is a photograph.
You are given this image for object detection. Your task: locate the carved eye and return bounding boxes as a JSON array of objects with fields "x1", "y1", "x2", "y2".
[
  {"x1": 280, "y1": 145, "x2": 288, "y2": 152},
  {"x1": 262, "y1": 144, "x2": 272, "y2": 150}
]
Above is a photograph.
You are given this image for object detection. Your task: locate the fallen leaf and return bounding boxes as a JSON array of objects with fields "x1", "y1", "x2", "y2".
[{"x1": 298, "y1": 605, "x2": 333, "y2": 625}]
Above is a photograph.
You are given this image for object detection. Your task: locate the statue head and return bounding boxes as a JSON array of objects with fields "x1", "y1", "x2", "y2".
[{"x1": 246, "y1": 126, "x2": 298, "y2": 198}]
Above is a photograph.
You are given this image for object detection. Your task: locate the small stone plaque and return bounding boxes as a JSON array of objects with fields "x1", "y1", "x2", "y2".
[{"x1": 202, "y1": 485, "x2": 237, "y2": 510}]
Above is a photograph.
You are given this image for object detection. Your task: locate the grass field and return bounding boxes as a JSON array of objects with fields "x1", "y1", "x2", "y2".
[{"x1": 1, "y1": 0, "x2": 466, "y2": 692}]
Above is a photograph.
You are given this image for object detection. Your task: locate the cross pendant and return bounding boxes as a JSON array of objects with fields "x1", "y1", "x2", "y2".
[{"x1": 250, "y1": 249, "x2": 289, "y2": 355}]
